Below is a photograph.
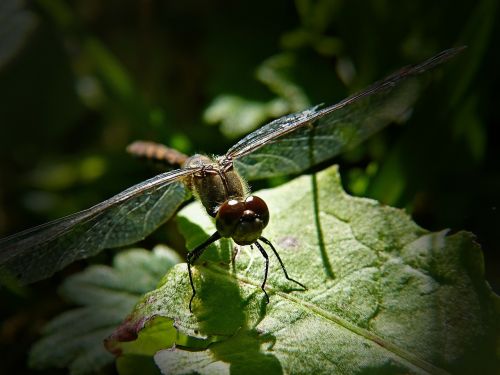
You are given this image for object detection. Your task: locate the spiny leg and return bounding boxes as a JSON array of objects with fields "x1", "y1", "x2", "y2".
[
  {"x1": 186, "y1": 232, "x2": 221, "y2": 312},
  {"x1": 254, "y1": 241, "x2": 270, "y2": 304},
  {"x1": 259, "y1": 236, "x2": 307, "y2": 290}
]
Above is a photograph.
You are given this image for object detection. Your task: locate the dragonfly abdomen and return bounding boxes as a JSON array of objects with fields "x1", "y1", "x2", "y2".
[{"x1": 126, "y1": 140, "x2": 189, "y2": 167}]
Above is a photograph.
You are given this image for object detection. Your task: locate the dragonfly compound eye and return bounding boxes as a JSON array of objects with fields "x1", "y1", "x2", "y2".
[
  {"x1": 215, "y1": 196, "x2": 270, "y2": 245},
  {"x1": 216, "y1": 199, "x2": 245, "y2": 237},
  {"x1": 244, "y1": 196, "x2": 269, "y2": 227}
]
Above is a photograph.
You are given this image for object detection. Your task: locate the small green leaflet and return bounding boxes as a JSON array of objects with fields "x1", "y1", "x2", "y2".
[{"x1": 29, "y1": 246, "x2": 182, "y2": 375}]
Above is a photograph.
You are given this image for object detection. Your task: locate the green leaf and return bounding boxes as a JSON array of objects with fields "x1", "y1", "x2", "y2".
[
  {"x1": 203, "y1": 94, "x2": 290, "y2": 139},
  {"x1": 108, "y1": 166, "x2": 499, "y2": 374},
  {"x1": 29, "y1": 246, "x2": 182, "y2": 375}
]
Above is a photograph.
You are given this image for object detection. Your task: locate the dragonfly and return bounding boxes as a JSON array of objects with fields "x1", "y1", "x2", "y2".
[{"x1": 0, "y1": 47, "x2": 463, "y2": 311}]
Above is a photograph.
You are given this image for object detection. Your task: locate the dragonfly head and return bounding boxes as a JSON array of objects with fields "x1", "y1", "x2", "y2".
[{"x1": 215, "y1": 195, "x2": 269, "y2": 246}]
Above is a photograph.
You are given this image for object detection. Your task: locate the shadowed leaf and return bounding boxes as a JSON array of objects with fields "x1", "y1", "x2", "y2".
[{"x1": 29, "y1": 246, "x2": 181, "y2": 375}]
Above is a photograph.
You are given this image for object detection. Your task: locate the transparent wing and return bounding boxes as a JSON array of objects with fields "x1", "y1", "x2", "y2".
[
  {"x1": 227, "y1": 47, "x2": 464, "y2": 180},
  {"x1": 0, "y1": 167, "x2": 197, "y2": 284}
]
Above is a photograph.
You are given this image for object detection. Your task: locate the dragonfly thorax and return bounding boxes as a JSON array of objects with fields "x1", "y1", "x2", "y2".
[
  {"x1": 216, "y1": 196, "x2": 269, "y2": 245},
  {"x1": 183, "y1": 154, "x2": 249, "y2": 217}
]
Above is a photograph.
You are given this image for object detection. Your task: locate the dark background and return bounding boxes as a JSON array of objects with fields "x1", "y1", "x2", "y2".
[{"x1": 0, "y1": 0, "x2": 498, "y2": 373}]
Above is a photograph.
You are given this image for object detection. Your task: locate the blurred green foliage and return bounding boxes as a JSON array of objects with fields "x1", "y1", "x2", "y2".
[{"x1": 0, "y1": 0, "x2": 498, "y2": 373}]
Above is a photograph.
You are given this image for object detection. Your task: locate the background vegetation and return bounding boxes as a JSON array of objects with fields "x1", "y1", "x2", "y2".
[{"x1": 0, "y1": 0, "x2": 498, "y2": 373}]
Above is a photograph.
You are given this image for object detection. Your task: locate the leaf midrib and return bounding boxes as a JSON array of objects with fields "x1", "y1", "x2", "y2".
[{"x1": 201, "y1": 262, "x2": 450, "y2": 375}]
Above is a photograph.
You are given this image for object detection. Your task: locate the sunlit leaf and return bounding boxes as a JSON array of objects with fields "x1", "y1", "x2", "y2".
[{"x1": 108, "y1": 166, "x2": 499, "y2": 374}]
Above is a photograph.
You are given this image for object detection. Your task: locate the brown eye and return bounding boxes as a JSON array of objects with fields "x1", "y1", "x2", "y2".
[
  {"x1": 244, "y1": 196, "x2": 269, "y2": 227},
  {"x1": 215, "y1": 199, "x2": 245, "y2": 237}
]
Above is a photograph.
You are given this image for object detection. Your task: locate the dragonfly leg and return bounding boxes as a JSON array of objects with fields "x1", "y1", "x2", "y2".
[
  {"x1": 254, "y1": 241, "x2": 270, "y2": 304},
  {"x1": 259, "y1": 236, "x2": 307, "y2": 290},
  {"x1": 231, "y1": 245, "x2": 240, "y2": 262},
  {"x1": 243, "y1": 245, "x2": 255, "y2": 274},
  {"x1": 186, "y1": 231, "x2": 221, "y2": 312}
]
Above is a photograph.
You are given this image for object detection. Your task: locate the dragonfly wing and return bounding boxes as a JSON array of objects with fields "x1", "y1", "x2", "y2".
[
  {"x1": 227, "y1": 47, "x2": 464, "y2": 180},
  {"x1": 0, "y1": 168, "x2": 196, "y2": 284}
]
